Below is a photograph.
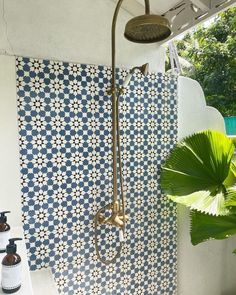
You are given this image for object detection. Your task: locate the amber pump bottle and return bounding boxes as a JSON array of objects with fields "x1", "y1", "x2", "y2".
[
  {"x1": 1, "y1": 238, "x2": 22, "y2": 294},
  {"x1": 0, "y1": 211, "x2": 11, "y2": 253}
]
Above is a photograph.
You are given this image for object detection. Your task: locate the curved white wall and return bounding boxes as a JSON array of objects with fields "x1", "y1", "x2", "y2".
[
  {"x1": 177, "y1": 76, "x2": 236, "y2": 295},
  {"x1": 178, "y1": 76, "x2": 226, "y2": 140}
]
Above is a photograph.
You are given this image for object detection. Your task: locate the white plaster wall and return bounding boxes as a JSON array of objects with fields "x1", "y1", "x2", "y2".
[
  {"x1": 0, "y1": 0, "x2": 165, "y2": 73},
  {"x1": 177, "y1": 76, "x2": 236, "y2": 295},
  {"x1": 178, "y1": 206, "x2": 236, "y2": 295},
  {"x1": 0, "y1": 55, "x2": 22, "y2": 227}
]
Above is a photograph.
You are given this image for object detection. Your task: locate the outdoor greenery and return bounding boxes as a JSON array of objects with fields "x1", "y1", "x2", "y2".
[
  {"x1": 167, "y1": 7, "x2": 236, "y2": 116},
  {"x1": 161, "y1": 130, "x2": 236, "y2": 253},
  {"x1": 232, "y1": 137, "x2": 236, "y2": 147}
]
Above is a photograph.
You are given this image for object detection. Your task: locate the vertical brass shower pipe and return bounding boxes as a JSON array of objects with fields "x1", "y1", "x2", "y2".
[
  {"x1": 111, "y1": 0, "x2": 150, "y2": 212},
  {"x1": 94, "y1": 0, "x2": 151, "y2": 266}
]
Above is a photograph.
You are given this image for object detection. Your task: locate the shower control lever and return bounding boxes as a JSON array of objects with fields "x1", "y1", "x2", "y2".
[
  {"x1": 99, "y1": 213, "x2": 128, "y2": 228},
  {"x1": 97, "y1": 202, "x2": 128, "y2": 228}
]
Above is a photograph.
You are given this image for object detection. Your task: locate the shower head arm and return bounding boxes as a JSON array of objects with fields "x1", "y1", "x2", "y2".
[
  {"x1": 111, "y1": 0, "x2": 150, "y2": 205},
  {"x1": 111, "y1": 0, "x2": 150, "y2": 89}
]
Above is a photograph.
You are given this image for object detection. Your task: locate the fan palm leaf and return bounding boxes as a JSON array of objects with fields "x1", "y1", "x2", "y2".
[
  {"x1": 191, "y1": 211, "x2": 236, "y2": 247},
  {"x1": 161, "y1": 130, "x2": 235, "y2": 216}
]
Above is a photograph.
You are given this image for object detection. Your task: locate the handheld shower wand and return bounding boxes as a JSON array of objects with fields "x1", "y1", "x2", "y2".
[
  {"x1": 121, "y1": 63, "x2": 149, "y2": 89},
  {"x1": 94, "y1": 0, "x2": 171, "y2": 265}
]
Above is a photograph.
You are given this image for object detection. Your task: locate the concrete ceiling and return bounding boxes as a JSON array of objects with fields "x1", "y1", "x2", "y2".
[{"x1": 111, "y1": 0, "x2": 236, "y2": 44}]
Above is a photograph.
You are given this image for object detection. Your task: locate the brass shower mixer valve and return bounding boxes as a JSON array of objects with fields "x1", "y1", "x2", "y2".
[{"x1": 97, "y1": 201, "x2": 128, "y2": 229}]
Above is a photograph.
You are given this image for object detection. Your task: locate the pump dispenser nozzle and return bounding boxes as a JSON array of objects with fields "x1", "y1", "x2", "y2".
[
  {"x1": 0, "y1": 211, "x2": 11, "y2": 254},
  {"x1": 0, "y1": 211, "x2": 10, "y2": 223},
  {"x1": 6, "y1": 238, "x2": 22, "y2": 254}
]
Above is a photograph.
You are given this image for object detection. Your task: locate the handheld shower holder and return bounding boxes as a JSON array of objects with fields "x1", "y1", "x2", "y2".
[{"x1": 106, "y1": 86, "x2": 121, "y2": 96}]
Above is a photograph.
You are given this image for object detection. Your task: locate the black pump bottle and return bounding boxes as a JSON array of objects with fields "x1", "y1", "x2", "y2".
[{"x1": 1, "y1": 238, "x2": 22, "y2": 294}]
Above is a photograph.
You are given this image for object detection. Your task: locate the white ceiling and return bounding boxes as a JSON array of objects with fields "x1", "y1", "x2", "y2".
[{"x1": 136, "y1": 0, "x2": 181, "y2": 14}]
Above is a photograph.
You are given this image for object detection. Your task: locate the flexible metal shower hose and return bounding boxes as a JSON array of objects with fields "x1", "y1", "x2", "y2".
[{"x1": 94, "y1": 90, "x2": 126, "y2": 265}]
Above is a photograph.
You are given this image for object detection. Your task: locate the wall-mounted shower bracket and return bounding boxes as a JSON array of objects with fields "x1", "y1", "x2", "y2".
[
  {"x1": 106, "y1": 87, "x2": 121, "y2": 96},
  {"x1": 107, "y1": 89, "x2": 126, "y2": 99}
]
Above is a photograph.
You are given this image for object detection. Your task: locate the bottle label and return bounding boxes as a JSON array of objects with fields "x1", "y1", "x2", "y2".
[
  {"x1": 1, "y1": 263, "x2": 22, "y2": 290},
  {"x1": 0, "y1": 231, "x2": 10, "y2": 252}
]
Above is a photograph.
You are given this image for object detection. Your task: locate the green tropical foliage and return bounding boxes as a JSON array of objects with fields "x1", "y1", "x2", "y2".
[
  {"x1": 166, "y1": 7, "x2": 236, "y2": 116},
  {"x1": 161, "y1": 130, "x2": 235, "y2": 215},
  {"x1": 191, "y1": 211, "x2": 236, "y2": 248},
  {"x1": 161, "y1": 130, "x2": 236, "y2": 253},
  {"x1": 232, "y1": 137, "x2": 236, "y2": 147}
]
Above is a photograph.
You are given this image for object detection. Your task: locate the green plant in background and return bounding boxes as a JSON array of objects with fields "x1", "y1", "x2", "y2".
[
  {"x1": 161, "y1": 130, "x2": 236, "y2": 253},
  {"x1": 166, "y1": 7, "x2": 236, "y2": 117},
  {"x1": 232, "y1": 137, "x2": 236, "y2": 148}
]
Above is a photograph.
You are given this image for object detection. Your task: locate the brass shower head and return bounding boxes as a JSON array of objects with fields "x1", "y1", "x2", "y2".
[{"x1": 124, "y1": 14, "x2": 171, "y2": 43}]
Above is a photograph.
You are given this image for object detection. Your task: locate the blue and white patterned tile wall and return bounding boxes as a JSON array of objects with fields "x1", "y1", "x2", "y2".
[{"x1": 16, "y1": 57, "x2": 178, "y2": 295}]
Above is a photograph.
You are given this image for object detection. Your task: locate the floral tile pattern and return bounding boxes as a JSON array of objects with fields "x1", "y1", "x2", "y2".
[{"x1": 16, "y1": 57, "x2": 178, "y2": 295}]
